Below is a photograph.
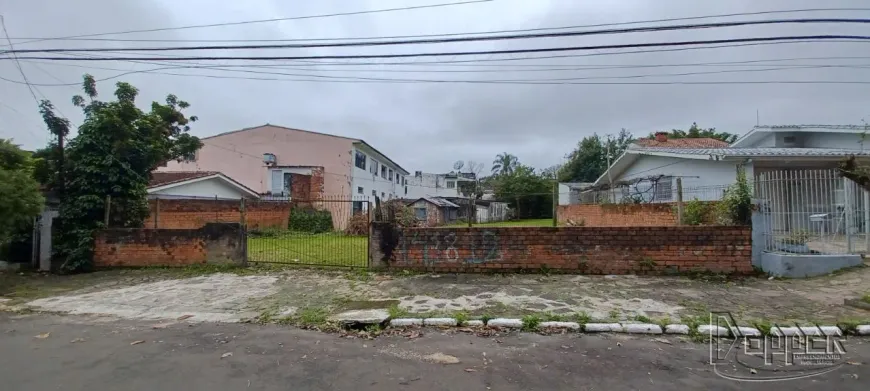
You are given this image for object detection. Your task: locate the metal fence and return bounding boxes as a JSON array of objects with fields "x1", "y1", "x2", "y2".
[
  {"x1": 147, "y1": 194, "x2": 371, "y2": 267},
  {"x1": 754, "y1": 169, "x2": 869, "y2": 255}
]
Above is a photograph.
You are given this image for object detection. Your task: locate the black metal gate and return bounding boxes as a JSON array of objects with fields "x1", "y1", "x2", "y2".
[{"x1": 246, "y1": 197, "x2": 370, "y2": 268}]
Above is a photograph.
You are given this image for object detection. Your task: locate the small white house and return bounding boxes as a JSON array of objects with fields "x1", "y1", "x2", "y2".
[
  {"x1": 593, "y1": 126, "x2": 870, "y2": 202},
  {"x1": 148, "y1": 171, "x2": 260, "y2": 200}
]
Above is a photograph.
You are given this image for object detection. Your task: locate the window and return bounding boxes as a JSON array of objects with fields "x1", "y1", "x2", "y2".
[
  {"x1": 396, "y1": 175, "x2": 401, "y2": 184},
  {"x1": 354, "y1": 151, "x2": 366, "y2": 170},
  {"x1": 372, "y1": 190, "x2": 376, "y2": 196},
  {"x1": 415, "y1": 207, "x2": 427, "y2": 220},
  {"x1": 381, "y1": 166, "x2": 387, "y2": 179},
  {"x1": 389, "y1": 169, "x2": 394, "y2": 181},
  {"x1": 405, "y1": 186, "x2": 408, "y2": 195},
  {"x1": 381, "y1": 192, "x2": 385, "y2": 198},
  {"x1": 446, "y1": 180, "x2": 456, "y2": 189},
  {"x1": 357, "y1": 186, "x2": 364, "y2": 194},
  {"x1": 283, "y1": 173, "x2": 292, "y2": 195},
  {"x1": 654, "y1": 177, "x2": 673, "y2": 201},
  {"x1": 353, "y1": 201, "x2": 363, "y2": 214},
  {"x1": 370, "y1": 160, "x2": 379, "y2": 175}
]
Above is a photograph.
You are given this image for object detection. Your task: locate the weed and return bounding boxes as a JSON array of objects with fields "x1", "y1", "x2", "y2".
[
  {"x1": 539, "y1": 265, "x2": 552, "y2": 276},
  {"x1": 296, "y1": 307, "x2": 329, "y2": 326},
  {"x1": 608, "y1": 309, "x2": 620, "y2": 321},
  {"x1": 364, "y1": 324, "x2": 384, "y2": 334},
  {"x1": 633, "y1": 314, "x2": 652, "y2": 324},
  {"x1": 521, "y1": 314, "x2": 542, "y2": 331},
  {"x1": 656, "y1": 317, "x2": 672, "y2": 329},
  {"x1": 480, "y1": 314, "x2": 494, "y2": 324},
  {"x1": 681, "y1": 314, "x2": 709, "y2": 343},
  {"x1": 752, "y1": 319, "x2": 773, "y2": 336},
  {"x1": 258, "y1": 307, "x2": 279, "y2": 324},
  {"x1": 543, "y1": 312, "x2": 566, "y2": 322},
  {"x1": 637, "y1": 257, "x2": 657, "y2": 269},
  {"x1": 837, "y1": 319, "x2": 862, "y2": 335},
  {"x1": 347, "y1": 268, "x2": 372, "y2": 282},
  {"x1": 572, "y1": 311, "x2": 591, "y2": 325},
  {"x1": 387, "y1": 304, "x2": 409, "y2": 319},
  {"x1": 453, "y1": 311, "x2": 470, "y2": 326},
  {"x1": 862, "y1": 293, "x2": 870, "y2": 304}
]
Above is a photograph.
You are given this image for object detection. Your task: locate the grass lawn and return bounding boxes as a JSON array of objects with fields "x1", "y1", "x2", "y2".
[
  {"x1": 446, "y1": 218, "x2": 555, "y2": 228},
  {"x1": 247, "y1": 232, "x2": 368, "y2": 267}
]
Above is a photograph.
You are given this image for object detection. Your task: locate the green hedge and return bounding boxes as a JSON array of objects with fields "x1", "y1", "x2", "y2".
[{"x1": 288, "y1": 207, "x2": 334, "y2": 233}]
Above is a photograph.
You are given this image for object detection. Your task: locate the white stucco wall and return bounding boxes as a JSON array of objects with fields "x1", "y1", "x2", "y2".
[
  {"x1": 405, "y1": 173, "x2": 463, "y2": 199},
  {"x1": 803, "y1": 132, "x2": 866, "y2": 150},
  {"x1": 614, "y1": 155, "x2": 752, "y2": 201},
  {"x1": 350, "y1": 146, "x2": 404, "y2": 201},
  {"x1": 149, "y1": 177, "x2": 248, "y2": 199},
  {"x1": 755, "y1": 133, "x2": 776, "y2": 147}
]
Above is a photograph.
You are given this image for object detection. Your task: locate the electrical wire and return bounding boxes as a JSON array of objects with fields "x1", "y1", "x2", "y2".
[
  {"x1": 8, "y1": 18, "x2": 870, "y2": 54},
  {"x1": 1, "y1": 16, "x2": 39, "y2": 104},
  {"x1": 10, "y1": 35, "x2": 870, "y2": 62},
  {"x1": 4, "y1": 61, "x2": 869, "y2": 87},
  {"x1": 7, "y1": 7, "x2": 870, "y2": 44},
  {"x1": 3, "y1": 0, "x2": 494, "y2": 46}
]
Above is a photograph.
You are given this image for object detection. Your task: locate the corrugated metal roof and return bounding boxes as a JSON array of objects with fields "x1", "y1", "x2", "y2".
[
  {"x1": 634, "y1": 147, "x2": 870, "y2": 157},
  {"x1": 633, "y1": 137, "x2": 729, "y2": 148},
  {"x1": 149, "y1": 171, "x2": 218, "y2": 187}
]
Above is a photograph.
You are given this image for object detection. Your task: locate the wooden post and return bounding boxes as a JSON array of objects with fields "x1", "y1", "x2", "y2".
[
  {"x1": 552, "y1": 181, "x2": 558, "y2": 227},
  {"x1": 676, "y1": 178, "x2": 684, "y2": 225},
  {"x1": 240, "y1": 198, "x2": 247, "y2": 228},
  {"x1": 104, "y1": 195, "x2": 111, "y2": 226},
  {"x1": 153, "y1": 198, "x2": 160, "y2": 229},
  {"x1": 467, "y1": 198, "x2": 473, "y2": 227}
]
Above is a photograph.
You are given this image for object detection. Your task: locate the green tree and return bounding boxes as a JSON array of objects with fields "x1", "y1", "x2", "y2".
[
  {"x1": 491, "y1": 152, "x2": 519, "y2": 176},
  {"x1": 0, "y1": 139, "x2": 44, "y2": 242},
  {"x1": 42, "y1": 75, "x2": 202, "y2": 272},
  {"x1": 559, "y1": 129, "x2": 633, "y2": 183},
  {"x1": 493, "y1": 164, "x2": 552, "y2": 219},
  {"x1": 648, "y1": 122, "x2": 736, "y2": 143}
]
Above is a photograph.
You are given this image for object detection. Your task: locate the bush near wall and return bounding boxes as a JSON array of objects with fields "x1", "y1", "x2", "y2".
[{"x1": 288, "y1": 206, "x2": 334, "y2": 233}]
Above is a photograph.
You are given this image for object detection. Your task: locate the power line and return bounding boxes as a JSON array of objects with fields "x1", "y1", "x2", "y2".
[
  {"x1": 9, "y1": 35, "x2": 870, "y2": 62},
  {"x1": 6, "y1": 7, "x2": 870, "y2": 44},
  {"x1": 3, "y1": 0, "x2": 493, "y2": 47},
  {"x1": 1, "y1": 16, "x2": 39, "y2": 104},
  {"x1": 8, "y1": 18, "x2": 870, "y2": 54},
  {"x1": 5, "y1": 61, "x2": 869, "y2": 87}
]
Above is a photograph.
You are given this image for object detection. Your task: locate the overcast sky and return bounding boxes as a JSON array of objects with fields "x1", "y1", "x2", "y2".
[{"x1": 2, "y1": 0, "x2": 870, "y2": 174}]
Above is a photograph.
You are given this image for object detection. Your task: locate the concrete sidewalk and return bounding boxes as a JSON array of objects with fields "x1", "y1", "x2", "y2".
[
  {"x1": 5, "y1": 264, "x2": 870, "y2": 325},
  {"x1": 1, "y1": 313, "x2": 867, "y2": 391}
]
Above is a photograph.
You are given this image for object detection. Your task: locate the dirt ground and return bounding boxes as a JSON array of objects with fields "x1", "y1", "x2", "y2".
[{"x1": 4, "y1": 263, "x2": 870, "y2": 325}]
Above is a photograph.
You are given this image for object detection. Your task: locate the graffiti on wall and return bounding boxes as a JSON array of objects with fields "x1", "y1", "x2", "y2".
[{"x1": 401, "y1": 230, "x2": 502, "y2": 266}]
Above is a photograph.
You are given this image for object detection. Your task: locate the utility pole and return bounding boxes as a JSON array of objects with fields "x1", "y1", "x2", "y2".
[
  {"x1": 552, "y1": 181, "x2": 558, "y2": 227},
  {"x1": 606, "y1": 135, "x2": 614, "y2": 202}
]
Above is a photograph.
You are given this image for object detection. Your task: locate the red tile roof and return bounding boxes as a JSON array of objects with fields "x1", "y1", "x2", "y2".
[
  {"x1": 633, "y1": 137, "x2": 730, "y2": 148},
  {"x1": 149, "y1": 171, "x2": 218, "y2": 188}
]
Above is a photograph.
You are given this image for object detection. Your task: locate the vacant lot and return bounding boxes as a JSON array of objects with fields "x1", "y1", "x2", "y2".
[{"x1": 247, "y1": 232, "x2": 367, "y2": 267}]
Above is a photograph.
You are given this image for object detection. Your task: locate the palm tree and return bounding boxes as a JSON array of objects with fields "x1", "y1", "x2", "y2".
[{"x1": 491, "y1": 152, "x2": 518, "y2": 176}]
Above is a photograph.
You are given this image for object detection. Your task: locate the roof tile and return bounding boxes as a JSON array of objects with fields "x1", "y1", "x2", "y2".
[
  {"x1": 149, "y1": 171, "x2": 218, "y2": 187},
  {"x1": 633, "y1": 137, "x2": 729, "y2": 148}
]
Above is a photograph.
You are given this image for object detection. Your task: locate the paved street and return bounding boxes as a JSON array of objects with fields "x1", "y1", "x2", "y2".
[{"x1": 1, "y1": 313, "x2": 868, "y2": 391}]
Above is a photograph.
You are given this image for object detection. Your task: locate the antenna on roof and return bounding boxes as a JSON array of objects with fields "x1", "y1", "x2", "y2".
[{"x1": 453, "y1": 160, "x2": 464, "y2": 172}]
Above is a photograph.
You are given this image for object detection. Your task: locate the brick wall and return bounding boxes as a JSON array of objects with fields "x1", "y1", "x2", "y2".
[
  {"x1": 94, "y1": 223, "x2": 245, "y2": 267},
  {"x1": 557, "y1": 204, "x2": 677, "y2": 226},
  {"x1": 371, "y1": 225, "x2": 751, "y2": 274},
  {"x1": 145, "y1": 199, "x2": 291, "y2": 229}
]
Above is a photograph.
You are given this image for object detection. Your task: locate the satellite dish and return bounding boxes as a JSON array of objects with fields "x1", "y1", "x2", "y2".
[{"x1": 453, "y1": 160, "x2": 465, "y2": 171}]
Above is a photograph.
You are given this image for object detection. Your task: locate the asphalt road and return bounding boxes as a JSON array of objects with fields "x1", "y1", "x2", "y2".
[{"x1": 1, "y1": 314, "x2": 868, "y2": 390}]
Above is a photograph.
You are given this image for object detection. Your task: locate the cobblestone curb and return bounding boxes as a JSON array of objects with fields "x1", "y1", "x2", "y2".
[{"x1": 384, "y1": 318, "x2": 867, "y2": 337}]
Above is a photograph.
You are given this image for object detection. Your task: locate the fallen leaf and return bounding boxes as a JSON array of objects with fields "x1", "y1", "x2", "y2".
[
  {"x1": 221, "y1": 352, "x2": 233, "y2": 359},
  {"x1": 34, "y1": 332, "x2": 50, "y2": 339},
  {"x1": 177, "y1": 314, "x2": 194, "y2": 321},
  {"x1": 130, "y1": 340, "x2": 145, "y2": 345},
  {"x1": 70, "y1": 338, "x2": 86, "y2": 343},
  {"x1": 561, "y1": 345, "x2": 570, "y2": 349},
  {"x1": 465, "y1": 368, "x2": 477, "y2": 372},
  {"x1": 846, "y1": 361, "x2": 861, "y2": 366},
  {"x1": 750, "y1": 368, "x2": 758, "y2": 375},
  {"x1": 616, "y1": 342, "x2": 622, "y2": 347},
  {"x1": 151, "y1": 322, "x2": 173, "y2": 329},
  {"x1": 654, "y1": 338, "x2": 673, "y2": 345}
]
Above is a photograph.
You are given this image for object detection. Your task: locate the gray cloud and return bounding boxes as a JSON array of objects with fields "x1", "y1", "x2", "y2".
[{"x1": 2, "y1": 0, "x2": 870, "y2": 175}]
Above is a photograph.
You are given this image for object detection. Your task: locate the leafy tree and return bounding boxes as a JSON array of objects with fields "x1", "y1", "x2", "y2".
[
  {"x1": 559, "y1": 129, "x2": 633, "y2": 183},
  {"x1": 493, "y1": 164, "x2": 552, "y2": 219},
  {"x1": 0, "y1": 139, "x2": 45, "y2": 242},
  {"x1": 491, "y1": 152, "x2": 519, "y2": 176},
  {"x1": 648, "y1": 122, "x2": 736, "y2": 143},
  {"x1": 41, "y1": 75, "x2": 202, "y2": 272}
]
